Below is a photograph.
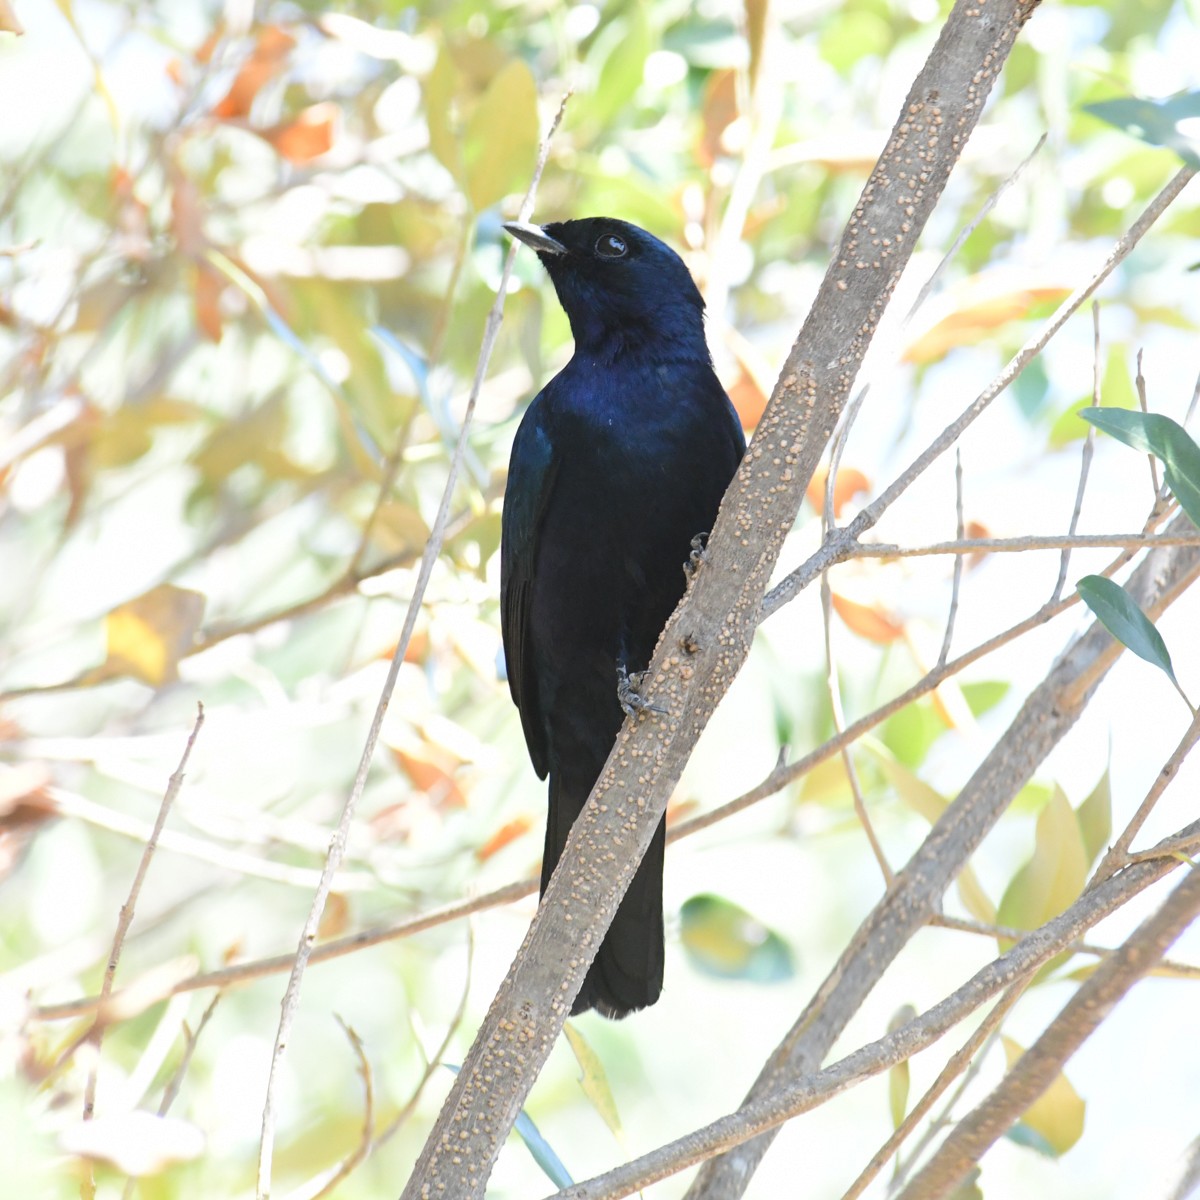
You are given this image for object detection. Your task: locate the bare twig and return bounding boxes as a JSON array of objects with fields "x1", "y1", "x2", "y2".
[
  {"x1": 937, "y1": 448, "x2": 966, "y2": 668},
  {"x1": 840, "y1": 981, "x2": 1025, "y2": 1200},
  {"x1": 80, "y1": 704, "x2": 204, "y2": 1198},
  {"x1": 894, "y1": 864, "x2": 1200, "y2": 1200},
  {"x1": 822, "y1": 571, "x2": 892, "y2": 884},
  {"x1": 1135, "y1": 348, "x2": 1161, "y2": 496},
  {"x1": 848, "y1": 530, "x2": 1200, "y2": 558},
  {"x1": 254, "y1": 93, "x2": 570, "y2": 1199},
  {"x1": 1050, "y1": 304, "x2": 1099, "y2": 603},
  {"x1": 762, "y1": 163, "x2": 1198, "y2": 622},
  {"x1": 1090, "y1": 707, "x2": 1200, "y2": 886}
]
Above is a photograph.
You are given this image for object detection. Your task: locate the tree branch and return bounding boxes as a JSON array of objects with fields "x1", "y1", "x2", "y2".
[
  {"x1": 894, "y1": 863, "x2": 1200, "y2": 1200},
  {"x1": 541, "y1": 825, "x2": 1195, "y2": 1200},
  {"x1": 399, "y1": 3, "x2": 1043, "y2": 1195},
  {"x1": 686, "y1": 516, "x2": 1200, "y2": 1198}
]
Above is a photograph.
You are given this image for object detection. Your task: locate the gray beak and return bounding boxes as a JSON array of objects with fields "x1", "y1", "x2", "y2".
[{"x1": 503, "y1": 221, "x2": 567, "y2": 256}]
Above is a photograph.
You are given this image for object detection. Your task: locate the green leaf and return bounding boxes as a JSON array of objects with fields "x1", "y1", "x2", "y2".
[
  {"x1": 1079, "y1": 407, "x2": 1200, "y2": 527},
  {"x1": 464, "y1": 59, "x2": 539, "y2": 211},
  {"x1": 563, "y1": 1024, "x2": 622, "y2": 1138},
  {"x1": 587, "y1": 10, "x2": 651, "y2": 126},
  {"x1": 1077, "y1": 574, "x2": 1181, "y2": 688},
  {"x1": 1001, "y1": 1036, "x2": 1086, "y2": 1155},
  {"x1": 960, "y1": 680, "x2": 1011, "y2": 718},
  {"x1": 679, "y1": 894, "x2": 794, "y2": 982},
  {"x1": 997, "y1": 786, "x2": 1088, "y2": 934},
  {"x1": 887, "y1": 1005, "x2": 916, "y2": 1129},
  {"x1": 1085, "y1": 92, "x2": 1200, "y2": 167},
  {"x1": 514, "y1": 1108, "x2": 573, "y2": 1188},
  {"x1": 1006, "y1": 1123, "x2": 1058, "y2": 1157}
]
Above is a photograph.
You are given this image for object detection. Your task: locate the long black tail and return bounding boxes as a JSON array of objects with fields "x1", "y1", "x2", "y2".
[{"x1": 543, "y1": 772, "x2": 665, "y2": 1018}]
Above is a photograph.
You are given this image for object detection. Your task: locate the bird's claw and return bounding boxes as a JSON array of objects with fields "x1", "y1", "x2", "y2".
[
  {"x1": 683, "y1": 531, "x2": 709, "y2": 579},
  {"x1": 617, "y1": 665, "x2": 666, "y2": 717}
]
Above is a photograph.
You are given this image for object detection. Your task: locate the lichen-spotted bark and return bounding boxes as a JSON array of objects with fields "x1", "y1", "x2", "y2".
[{"x1": 399, "y1": 2, "x2": 1042, "y2": 1197}]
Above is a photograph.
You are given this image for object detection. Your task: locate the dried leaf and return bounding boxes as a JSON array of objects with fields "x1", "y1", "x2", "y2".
[
  {"x1": 264, "y1": 102, "x2": 338, "y2": 163},
  {"x1": 476, "y1": 815, "x2": 532, "y2": 861},
  {"x1": 393, "y1": 747, "x2": 467, "y2": 809},
  {"x1": 903, "y1": 278, "x2": 1072, "y2": 364},
  {"x1": 213, "y1": 26, "x2": 295, "y2": 120},
  {"x1": 101, "y1": 585, "x2": 206, "y2": 687},
  {"x1": 318, "y1": 891, "x2": 350, "y2": 939},
  {"x1": 831, "y1": 592, "x2": 904, "y2": 643},
  {"x1": 807, "y1": 466, "x2": 870, "y2": 517},
  {"x1": 194, "y1": 262, "x2": 224, "y2": 341},
  {"x1": 0, "y1": 0, "x2": 23, "y2": 35}
]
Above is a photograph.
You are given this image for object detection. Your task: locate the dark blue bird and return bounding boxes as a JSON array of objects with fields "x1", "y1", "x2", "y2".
[{"x1": 500, "y1": 217, "x2": 745, "y2": 1017}]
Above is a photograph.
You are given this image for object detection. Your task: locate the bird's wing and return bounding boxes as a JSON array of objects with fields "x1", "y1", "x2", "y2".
[{"x1": 500, "y1": 403, "x2": 558, "y2": 780}]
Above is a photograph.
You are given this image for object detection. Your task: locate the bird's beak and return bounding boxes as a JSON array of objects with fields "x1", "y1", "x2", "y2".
[{"x1": 503, "y1": 221, "x2": 567, "y2": 256}]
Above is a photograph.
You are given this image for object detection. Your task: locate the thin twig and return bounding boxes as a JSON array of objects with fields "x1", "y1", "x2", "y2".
[
  {"x1": 80, "y1": 704, "x2": 204, "y2": 1199},
  {"x1": 894, "y1": 864, "x2": 1200, "y2": 1200},
  {"x1": 762, "y1": 165, "x2": 1197, "y2": 622},
  {"x1": 822, "y1": 571, "x2": 892, "y2": 884},
  {"x1": 848, "y1": 531, "x2": 1200, "y2": 558},
  {"x1": 1090, "y1": 707, "x2": 1200, "y2": 887},
  {"x1": 1050, "y1": 304, "x2": 1099, "y2": 603},
  {"x1": 254, "y1": 93, "x2": 570, "y2": 1199},
  {"x1": 937, "y1": 449, "x2": 965, "y2": 668},
  {"x1": 841, "y1": 982, "x2": 1025, "y2": 1200},
  {"x1": 1135, "y1": 348, "x2": 1161, "y2": 496}
]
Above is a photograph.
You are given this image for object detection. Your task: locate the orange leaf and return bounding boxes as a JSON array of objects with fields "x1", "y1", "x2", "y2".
[
  {"x1": 394, "y1": 748, "x2": 467, "y2": 809},
  {"x1": 476, "y1": 815, "x2": 533, "y2": 861},
  {"x1": 831, "y1": 593, "x2": 905, "y2": 643},
  {"x1": 194, "y1": 263, "x2": 224, "y2": 341},
  {"x1": 965, "y1": 519, "x2": 991, "y2": 567},
  {"x1": 698, "y1": 69, "x2": 738, "y2": 168},
  {"x1": 807, "y1": 466, "x2": 870, "y2": 517},
  {"x1": 213, "y1": 26, "x2": 296, "y2": 119},
  {"x1": 0, "y1": 0, "x2": 24, "y2": 35},
  {"x1": 727, "y1": 366, "x2": 768, "y2": 431},
  {"x1": 318, "y1": 892, "x2": 350, "y2": 939},
  {"x1": 264, "y1": 102, "x2": 338, "y2": 163},
  {"x1": 903, "y1": 282, "x2": 1071, "y2": 364}
]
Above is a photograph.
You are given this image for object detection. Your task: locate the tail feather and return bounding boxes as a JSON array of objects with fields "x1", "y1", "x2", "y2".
[{"x1": 544, "y1": 773, "x2": 665, "y2": 1018}]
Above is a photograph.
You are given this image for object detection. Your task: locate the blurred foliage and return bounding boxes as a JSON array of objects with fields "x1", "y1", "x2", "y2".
[{"x1": 1, "y1": 0, "x2": 1198, "y2": 1197}]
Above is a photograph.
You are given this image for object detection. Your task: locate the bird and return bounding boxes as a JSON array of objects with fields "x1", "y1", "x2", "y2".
[{"x1": 500, "y1": 217, "x2": 745, "y2": 1017}]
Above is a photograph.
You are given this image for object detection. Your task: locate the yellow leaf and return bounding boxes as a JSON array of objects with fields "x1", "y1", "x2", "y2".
[
  {"x1": 103, "y1": 585, "x2": 205, "y2": 686},
  {"x1": 563, "y1": 1023, "x2": 622, "y2": 1138},
  {"x1": 997, "y1": 785, "x2": 1089, "y2": 933},
  {"x1": 887, "y1": 1004, "x2": 917, "y2": 1129},
  {"x1": 1002, "y1": 1035, "x2": 1086, "y2": 1154},
  {"x1": 463, "y1": 59, "x2": 538, "y2": 211}
]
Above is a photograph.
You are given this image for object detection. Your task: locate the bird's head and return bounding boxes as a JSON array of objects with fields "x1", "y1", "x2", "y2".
[{"x1": 503, "y1": 217, "x2": 709, "y2": 363}]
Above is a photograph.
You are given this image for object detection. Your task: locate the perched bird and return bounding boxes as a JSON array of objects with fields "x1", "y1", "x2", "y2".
[{"x1": 500, "y1": 217, "x2": 745, "y2": 1017}]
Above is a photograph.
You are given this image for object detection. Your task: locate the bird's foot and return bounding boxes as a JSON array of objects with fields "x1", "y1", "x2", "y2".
[
  {"x1": 683, "y1": 532, "x2": 710, "y2": 579},
  {"x1": 617, "y1": 665, "x2": 666, "y2": 717}
]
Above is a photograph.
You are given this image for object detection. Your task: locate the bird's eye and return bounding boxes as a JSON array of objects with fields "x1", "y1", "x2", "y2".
[{"x1": 595, "y1": 233, "x2": 628, "y2": 259}]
